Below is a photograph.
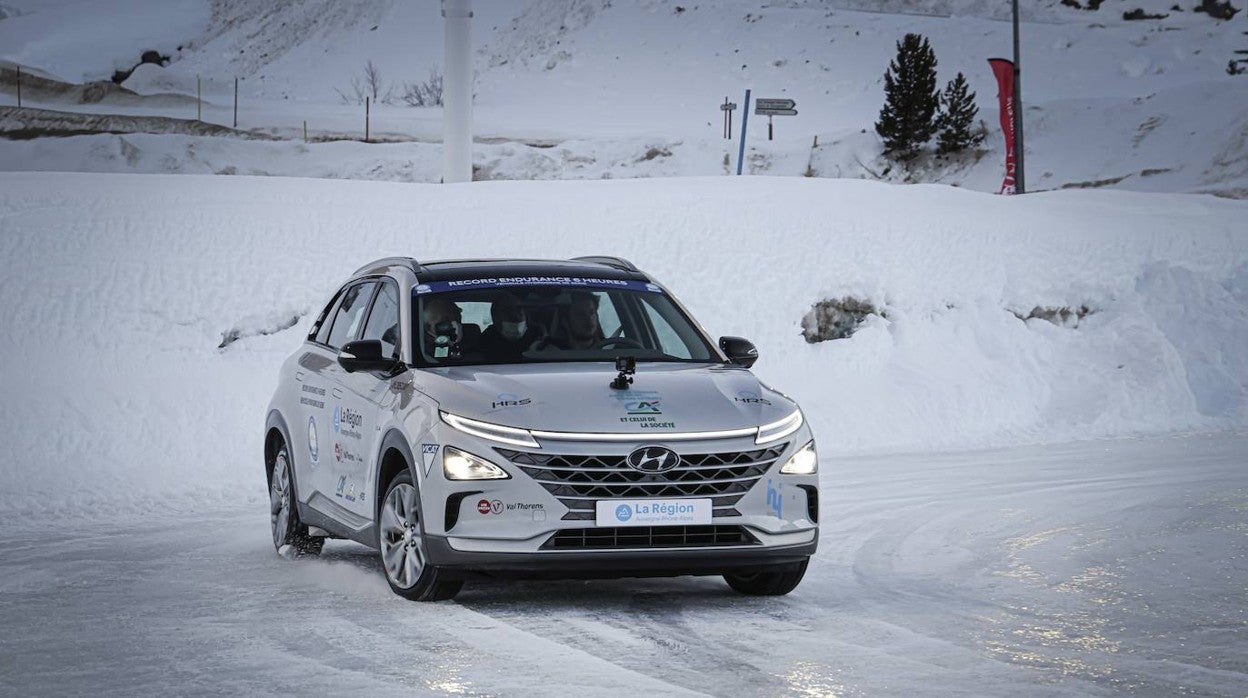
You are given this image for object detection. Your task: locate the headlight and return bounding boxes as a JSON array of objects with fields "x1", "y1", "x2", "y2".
[
  {"x1": 440, "y1": 411, "x2": 540, "y2": 449},
  {"x1": 779, "y1": 440, "x2": 817, "y2": 474},
  {"x1": 442, "y1": 446, "x2": 511, "y2": 480},
  {"x1": 756, "y1": 409, "x2": 803, "y2": 445}
]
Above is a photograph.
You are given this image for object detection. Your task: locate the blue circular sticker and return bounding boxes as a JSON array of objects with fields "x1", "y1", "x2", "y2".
[{"x1": 615, "y1": 504, "x2": 632, "y2": 522}]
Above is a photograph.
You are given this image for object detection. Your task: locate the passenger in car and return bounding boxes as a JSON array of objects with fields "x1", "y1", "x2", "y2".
[{"x1": 478, "y1": 295, "x2": 545, "y2": 361}]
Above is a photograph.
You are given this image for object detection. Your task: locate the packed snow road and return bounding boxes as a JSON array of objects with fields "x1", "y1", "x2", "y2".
[{"x1": 2, "y1": 433, "x2": 1245, "y2": 697}]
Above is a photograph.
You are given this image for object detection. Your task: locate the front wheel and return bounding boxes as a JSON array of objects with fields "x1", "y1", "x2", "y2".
[
  {"x1": 378, "y1": 469, "x2": 463, "y2": 601},
  {"x1": 723, "y1": 559, "x2": 809, "y2": 596},
  {"x1": 270, "y1": 446, "x2": 323, "y2": 557}
]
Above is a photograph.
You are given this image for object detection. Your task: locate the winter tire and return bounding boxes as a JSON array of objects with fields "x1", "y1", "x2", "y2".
[
  {"x1": 269, "y1": 445, "x2": 324, "y2": 557},
  {"x1": 723, "y1": 558, "x2": 809, "y2": 596},
  {"x1": 378, "y1": 469, "x2": 463, "y2": 601}
]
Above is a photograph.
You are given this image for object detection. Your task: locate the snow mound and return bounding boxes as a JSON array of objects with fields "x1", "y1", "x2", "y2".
[{"x1": 0, "y1": 173, "x2": 1246, "y2": 521}]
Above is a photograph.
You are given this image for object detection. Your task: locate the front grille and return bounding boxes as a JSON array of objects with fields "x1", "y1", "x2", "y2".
[
  {"x1": 496, "y1": 443, "x2": 788, "y2": 520},
  {"x1": 541, "y1": 525, "x2": 757, "y2": 550}
]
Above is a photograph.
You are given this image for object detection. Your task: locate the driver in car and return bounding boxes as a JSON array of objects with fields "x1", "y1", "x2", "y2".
[
  {"x1": 421, "y1": 296, "x2": 463, "y2": 359},
  {"x1": 552, "y1": 291, "x2": 605, "y2": 350}
]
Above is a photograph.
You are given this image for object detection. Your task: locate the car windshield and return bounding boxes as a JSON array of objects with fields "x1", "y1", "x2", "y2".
[{"x1": 411, "y1": 278, "x2": 719, "y2": 367}]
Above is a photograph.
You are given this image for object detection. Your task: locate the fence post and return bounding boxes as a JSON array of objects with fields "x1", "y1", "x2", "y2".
[
  {"x1": 365, "y1": 96, "x2": 370, "y2": 143},
  {"x1": 196, "y1": 76, "x2": 201, "y2": 121},
  {"x1": 233, "y1": 77, "x2": 238, "y2": 128},
  {"x1": 303, "y1": 120, "x2": 308, "y2": 143},
  {"x1": 15, "y1": 66, "x2": 21, "y2": 108}
]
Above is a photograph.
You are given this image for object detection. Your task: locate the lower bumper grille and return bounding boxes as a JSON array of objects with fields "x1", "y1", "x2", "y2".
[{"x1": 541, "y1": 525, "x2": 758, "y2": 550}]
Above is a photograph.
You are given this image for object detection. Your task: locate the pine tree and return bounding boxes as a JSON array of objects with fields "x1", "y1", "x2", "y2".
[
  {"x1": 875, "y1": 33, "x2": 940, "y2": 159},
  {"x1": 936, "y1": 72, "x2": 985, "y2": 154}
]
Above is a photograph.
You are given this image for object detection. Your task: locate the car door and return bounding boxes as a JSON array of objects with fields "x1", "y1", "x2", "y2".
[
  {"x1": 308, "y1": 279, "x2": 379, "y2": 508},
  {"x1": 329, "y1": 278, "x2": 404, "y2": 519}
]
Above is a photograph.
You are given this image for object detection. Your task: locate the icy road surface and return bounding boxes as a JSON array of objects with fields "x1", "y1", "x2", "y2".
[{"x1": 2, "y1": 434, "x2": 1246, "y2": 697}]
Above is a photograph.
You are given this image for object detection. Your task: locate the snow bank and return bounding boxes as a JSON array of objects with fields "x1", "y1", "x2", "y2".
[{"x1": 0, "y1": 173, "x2": 1245, "y2": 519}]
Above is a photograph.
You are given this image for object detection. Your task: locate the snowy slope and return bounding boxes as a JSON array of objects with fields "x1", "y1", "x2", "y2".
[
  {"x1": 1, "y1": 172, "x2": 1245, "y2": 520},
  {"x1": 1, "y1": 0, "x2": 1245, "y2": 194}
]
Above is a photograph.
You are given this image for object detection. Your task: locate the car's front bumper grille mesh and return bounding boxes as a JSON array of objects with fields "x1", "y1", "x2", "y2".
[
  {"x1": 496, "y1": 444, "x2": 788, "y2": 520},
  {"x1": 541, "y1": 525, "x2": 757, "y2": 550}
]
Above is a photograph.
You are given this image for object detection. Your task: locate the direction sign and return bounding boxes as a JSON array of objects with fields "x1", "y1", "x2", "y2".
[
  {"x1": 720, "y1": 102, "x2": 738, "y2": 111},
  {"x1": 757, "y1": 108, "x2": 797, "y2": 116},
  {"x1": 755, "y1": 98, "x2": 795, "y2": 111}
]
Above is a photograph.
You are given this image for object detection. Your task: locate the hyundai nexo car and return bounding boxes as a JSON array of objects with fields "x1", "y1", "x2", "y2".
[{"x1": 264, "y1": 256, "x2": 818, "y2": 600}]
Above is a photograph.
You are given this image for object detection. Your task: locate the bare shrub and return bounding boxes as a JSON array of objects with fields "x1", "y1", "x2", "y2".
[
  {"x1": 400, "y1": 67, "x2": 444, "y2": 107},
  {"x1": 336, "y1": 59, "x2": 390, "y2": 105}
]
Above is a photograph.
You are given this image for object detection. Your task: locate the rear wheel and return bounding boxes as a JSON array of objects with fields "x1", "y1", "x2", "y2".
[
  {"x1": 378, "y1": 469, "x2": 462, "y2": 601},
  {"x1": 723, "y1": 559, "x2": 809, "y2": 596},
  {"x1": 270, "y1": 445, "x2": 323, "y2": 557}
]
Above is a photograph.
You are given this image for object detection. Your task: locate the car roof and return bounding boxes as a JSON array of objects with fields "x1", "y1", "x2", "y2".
[{"x1": 352, "y1": 256, "x2": 649, "y2": 282}]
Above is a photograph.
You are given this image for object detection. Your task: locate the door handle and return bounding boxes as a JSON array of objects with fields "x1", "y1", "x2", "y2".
[{"x1": 332, "y1": 387, "x2": 344, "y2": 398}]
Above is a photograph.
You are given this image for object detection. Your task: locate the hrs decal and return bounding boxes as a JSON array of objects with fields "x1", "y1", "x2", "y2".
[{"x1": 766, "y1": 478, "x2": 783, "y2": 518}]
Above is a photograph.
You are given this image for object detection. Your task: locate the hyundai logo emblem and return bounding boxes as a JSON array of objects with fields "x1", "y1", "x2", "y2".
[{"x1": 626, "y1": 446, "x2": 680, "y2": 473}]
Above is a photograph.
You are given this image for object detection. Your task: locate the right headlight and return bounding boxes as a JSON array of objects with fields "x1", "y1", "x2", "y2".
[
  {"x1": 779, "y1": 440, "x2": 817, "y2": 475},
  {"x1": 442, "y1": 446, "x2": 511, "y2": 480}
]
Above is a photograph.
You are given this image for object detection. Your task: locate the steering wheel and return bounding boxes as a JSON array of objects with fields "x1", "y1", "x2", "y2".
[{"x1": 593, "y1": 336, "x2": 644, "y2": 350}]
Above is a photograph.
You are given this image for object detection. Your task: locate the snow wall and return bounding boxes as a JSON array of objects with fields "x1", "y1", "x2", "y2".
[{"x1": 1, "y1": 173, "x2": 1245, "y2": 519}]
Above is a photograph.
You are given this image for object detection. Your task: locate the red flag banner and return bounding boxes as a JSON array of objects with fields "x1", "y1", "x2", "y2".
[{"x1": 988, "y1": 58, "x2": 1016, "y2": 195}]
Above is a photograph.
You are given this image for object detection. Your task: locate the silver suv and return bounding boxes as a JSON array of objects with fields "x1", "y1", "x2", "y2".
[{"x1": 264, "y1": 256, "x2": 818, "y2": 600}]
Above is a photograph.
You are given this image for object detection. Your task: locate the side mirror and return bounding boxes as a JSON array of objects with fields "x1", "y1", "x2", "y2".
[
  {"x1": 719, "y1": 336, "x2": 759, "y2": 368},
  {"x1": 338, "y1": 339, "x2": 402, "y2": 374}
]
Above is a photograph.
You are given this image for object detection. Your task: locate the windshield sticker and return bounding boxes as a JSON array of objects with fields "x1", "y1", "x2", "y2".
[{"x1": 414, "y1": 277, "x2": 662, "y2": 294}]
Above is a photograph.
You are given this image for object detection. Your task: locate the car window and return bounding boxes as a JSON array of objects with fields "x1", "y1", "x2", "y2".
[
  {"x1": 361, "y1": 280, "x2": 400, "y2": 358},
  {"x1": 326, "y1": 281, "x2": 378, "y2": 350},
  {"x1": 313, "y1": 289, "x2": 345, "y2": 344},
  {"x1": 640, "y1": 297, "x2": 692, "y2": 359}
]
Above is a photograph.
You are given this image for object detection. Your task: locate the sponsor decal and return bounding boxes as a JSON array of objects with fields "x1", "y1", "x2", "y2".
[
  {"x1": 345, "y1": 483, "x2": 357, "y2": 503},
  {"x1": 421, "y1": 443, "x2": 439, "y2": 476},
  {"x1": 333, "y1": 405, "x2": 364, "y2": 440},
  {"x1": 415, "y1": 277, "x2": 663, "y2": 294},
  {"x1": 611, "y1": 390, "x2": 675, "y2": 429},
  {"x1": 476, "y1": 499, "x2": 537, "y2": 516},
  {"x1": 335, "y1": 475, "x2": 347, "y2": 498},
  {"x1": 491, "y1": 393, "x2": 532, "y2": 409},
  {"x1": 615, "y1": 504, "x2": 633, "y2": 523},
  {"x1": 766, "y1": 478, "x2": 783, "y2": 518},
  {"x1": 307, "y1": 416, "x2": 319, "y2": 464},
  {"x1": 333, "y1": 442, "x2": 360, "y2": 465},
  {"x1": 299, "y1": 384, "x2": 326, "y2": 409},
  {"x1": 734, "y1": 390, "x2": 772, "y2": 406}
]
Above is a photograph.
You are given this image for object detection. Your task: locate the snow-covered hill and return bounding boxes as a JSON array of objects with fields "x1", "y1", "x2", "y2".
[
  {"x1": 1, "y1": 0, "x2": 1245, "y2": 194},
  {"x1": 1, "y1": 173, "x2": 1245, "y2": 519}
]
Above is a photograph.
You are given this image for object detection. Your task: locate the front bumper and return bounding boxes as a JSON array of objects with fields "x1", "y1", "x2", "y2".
[{"x1": 423, "y1": 532, "x2": 818, "y2": 580}]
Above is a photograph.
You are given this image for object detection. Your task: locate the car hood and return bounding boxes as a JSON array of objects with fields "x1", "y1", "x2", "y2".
[{"x1": 413, "y1": 362, "x2": 797, "y2": 434}]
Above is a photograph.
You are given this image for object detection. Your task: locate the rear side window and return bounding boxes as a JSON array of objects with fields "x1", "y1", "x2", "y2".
[
  {"x1": 361, "y1": 280, "x2": 401, "y2": 358},
  {"x1": 325, "y1": 281, "x2": 378, "y2": 349}
]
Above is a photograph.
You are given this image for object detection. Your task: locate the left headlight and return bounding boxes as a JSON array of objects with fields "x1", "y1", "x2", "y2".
[
  {"x1": 779, "y1": 440, "x2": 817, "y2": 475},
  {"x1": 443, "y1": 446, "x2": 511, "y2": 480}
]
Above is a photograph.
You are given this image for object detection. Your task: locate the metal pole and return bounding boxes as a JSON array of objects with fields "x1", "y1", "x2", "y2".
[
  {"x1": 233, "y1": 77, "x2": 238, "y2": 129},
  {"x1": 442, "y1": 0, "x2": 473, "y2": 183},
  {"x1": 768, "y1": 115, "x2": 773, "y2": 141},
  {"x1": 736, "y1": 89, "x2": 751, "y2": 175},
  {"x1": 1012, "y1": 0, "x2": 1025, "y2": 194}
]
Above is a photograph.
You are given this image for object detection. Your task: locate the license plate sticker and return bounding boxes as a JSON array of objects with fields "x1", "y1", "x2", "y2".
[{"x1": 595, "y1": 498, "x2": 713, "y2": 527}]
